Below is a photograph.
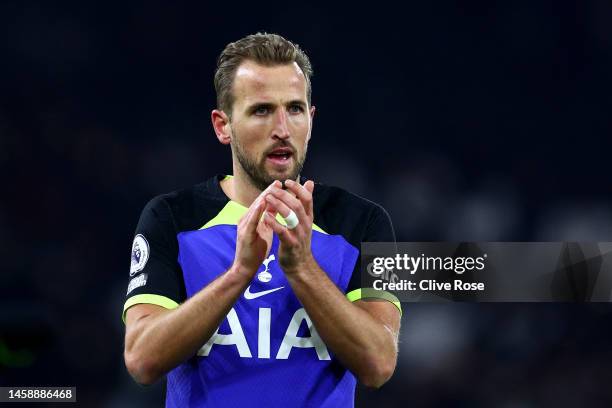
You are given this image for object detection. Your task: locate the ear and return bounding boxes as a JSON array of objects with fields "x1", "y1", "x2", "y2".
[
  {"x1": 211, "y1": 109, "x2": 231, "y2": 145},
  {"x1": 307, "y1": 105, "x2": 316, "y2": 142}
]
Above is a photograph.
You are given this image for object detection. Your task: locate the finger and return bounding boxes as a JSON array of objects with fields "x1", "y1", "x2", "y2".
[
  {"x1": 269, "y1": 187, "x2": 306, "y2": 219},
  {"x1": 263, "y1": 211, "x2": 294, "y2": 243},
  {"x1": 244, "y1": 196, "x2": 267, "y2": 234},
  {"x1": 266, "y1": 180, "x2": 283, "y2": 193},
  {"x1": 265, "y1": 194, "x2": 293, "y2": 219},
  {"x1": 303, "y1": 180, "x2": 315, "y2": 216},
  {"x1": 304, "y1": 180, "x2": 315, "y2": 194},
  {"x1": 284, "y1": 179, "x2": 313, "y2": 217},
  {"x1": 264, "y1": 204, "x2": 277, "y2": 217},
  {"x1": 241, "y1": 180, "x2": 282, "y2": 227},
  {"x1": 256, "y1": 209, "x2": 273, "y2": 240},
  {"x1": 255, "y1": 180, "x2": 282, "y2": 205},
  {"x1": 265, "y1": 195, "x2": 301, "y2": 230}
]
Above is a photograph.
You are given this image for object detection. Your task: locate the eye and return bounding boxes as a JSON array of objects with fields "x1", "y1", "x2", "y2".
[
  {"x1": 288, "y1": 104, "x2": 304, "y2": 114},
  {"x1": 254, "y1": 106, "x2": 269, "y2": 116}
]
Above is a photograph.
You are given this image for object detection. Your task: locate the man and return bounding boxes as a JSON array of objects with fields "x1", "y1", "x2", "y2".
[{"x1": 123, "y1": 33, "x2": 401, "y2": 407}]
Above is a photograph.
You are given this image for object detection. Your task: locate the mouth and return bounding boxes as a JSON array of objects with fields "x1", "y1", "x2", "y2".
[{"x1": 266, "y1": 147, "x2": 294, "y2": 166}]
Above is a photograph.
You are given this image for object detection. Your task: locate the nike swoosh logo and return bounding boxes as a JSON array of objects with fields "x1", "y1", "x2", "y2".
[{"x1": 244, "y1": 285, "x2": 285, "y2": 300}]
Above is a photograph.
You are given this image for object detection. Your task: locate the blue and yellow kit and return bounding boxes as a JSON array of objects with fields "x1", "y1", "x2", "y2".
[{"x1": 123, "y1": 175, "x2": 400, "y2": 407}]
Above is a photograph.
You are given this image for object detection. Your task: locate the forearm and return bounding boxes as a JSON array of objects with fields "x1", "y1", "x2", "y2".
[
  {"x1": 125, "y1": 264, "x2": 250, "y2": 384},
  {"x1": 285, "y1": 257, "x2": 399, "y2": 387}
]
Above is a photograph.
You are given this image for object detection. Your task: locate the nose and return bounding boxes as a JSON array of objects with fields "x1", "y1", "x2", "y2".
[{"x1": 272, "y1": 108, "x2": 290, "y2": 140}]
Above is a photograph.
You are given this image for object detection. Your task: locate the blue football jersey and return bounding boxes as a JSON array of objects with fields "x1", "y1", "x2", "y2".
[{"x1": 123, "y1": 175, "x2": 400, "y2": 407}]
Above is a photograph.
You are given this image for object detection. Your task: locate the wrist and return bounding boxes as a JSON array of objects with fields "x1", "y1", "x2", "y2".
[
  {"x1": 282, "y1": 253, "x2": 316, "y2": 276},
  {"x1": 228, "y1": 262, "x2": 256, "y2": 283}
]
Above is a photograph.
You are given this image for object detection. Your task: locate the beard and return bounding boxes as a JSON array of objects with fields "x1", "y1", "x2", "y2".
[{"x1": 232, "y1": 126, "x2": 306, "y2": 191}]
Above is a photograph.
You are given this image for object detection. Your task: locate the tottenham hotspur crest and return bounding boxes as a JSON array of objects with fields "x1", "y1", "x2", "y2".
[
  {"x1": 130, "y1": 234, "x2": 150, "y2": 276},
  {"x1": 257, "y1": 254, "x2": 275, "y2": 283}
]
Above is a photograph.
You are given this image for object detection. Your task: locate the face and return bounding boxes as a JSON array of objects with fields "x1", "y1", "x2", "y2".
[{"x1": 222, "y1": 60, "x2": 315, "y2": 191}]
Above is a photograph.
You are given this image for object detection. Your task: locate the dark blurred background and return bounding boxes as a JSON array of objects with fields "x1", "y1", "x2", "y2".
[{"x1": 1, "y1": 1, "x2": 612, "y2": 407}]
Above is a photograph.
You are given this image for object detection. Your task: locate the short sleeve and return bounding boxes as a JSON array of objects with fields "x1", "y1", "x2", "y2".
[
  {"x1": 363, "y1": 204, "x2": 396, "y2": 243},
  {"x1": 345, "y1": 204, "x2": 402, "y2": 315},
  {"x1": 122, "y1": 197, "x2": 185, "y2": 322}
]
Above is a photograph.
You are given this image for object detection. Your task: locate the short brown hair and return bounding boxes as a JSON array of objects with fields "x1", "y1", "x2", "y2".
[{"x1": 214, "y1": 33, "x2": 313, "y2": 117}]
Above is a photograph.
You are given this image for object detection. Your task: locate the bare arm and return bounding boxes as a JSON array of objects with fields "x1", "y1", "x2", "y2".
[
  {"x1": 124, "y1": 185, "x2": 278, "y2": 385},
  {"x1": 124, "y1": 266, "x2": 251, "y2": 385},
  {"x1": 285, "y1": 258, "x2": 400, "y2": 388},
  {"x1": 263, "y1": 180, "x2": 400, "y2": 388}
]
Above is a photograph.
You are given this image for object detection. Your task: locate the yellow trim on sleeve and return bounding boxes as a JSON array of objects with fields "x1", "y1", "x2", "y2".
[
  {"x1": 122, "y1": 294, "x2": 180, "y2": 323},
  {"x1": 346, "y1": 288, "x2": 402, "y2": 316}
]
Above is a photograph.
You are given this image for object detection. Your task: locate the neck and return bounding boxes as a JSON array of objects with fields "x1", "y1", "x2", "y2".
[{"x1": 221, "y1": 163, "x2": 262, "y2": 207}]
